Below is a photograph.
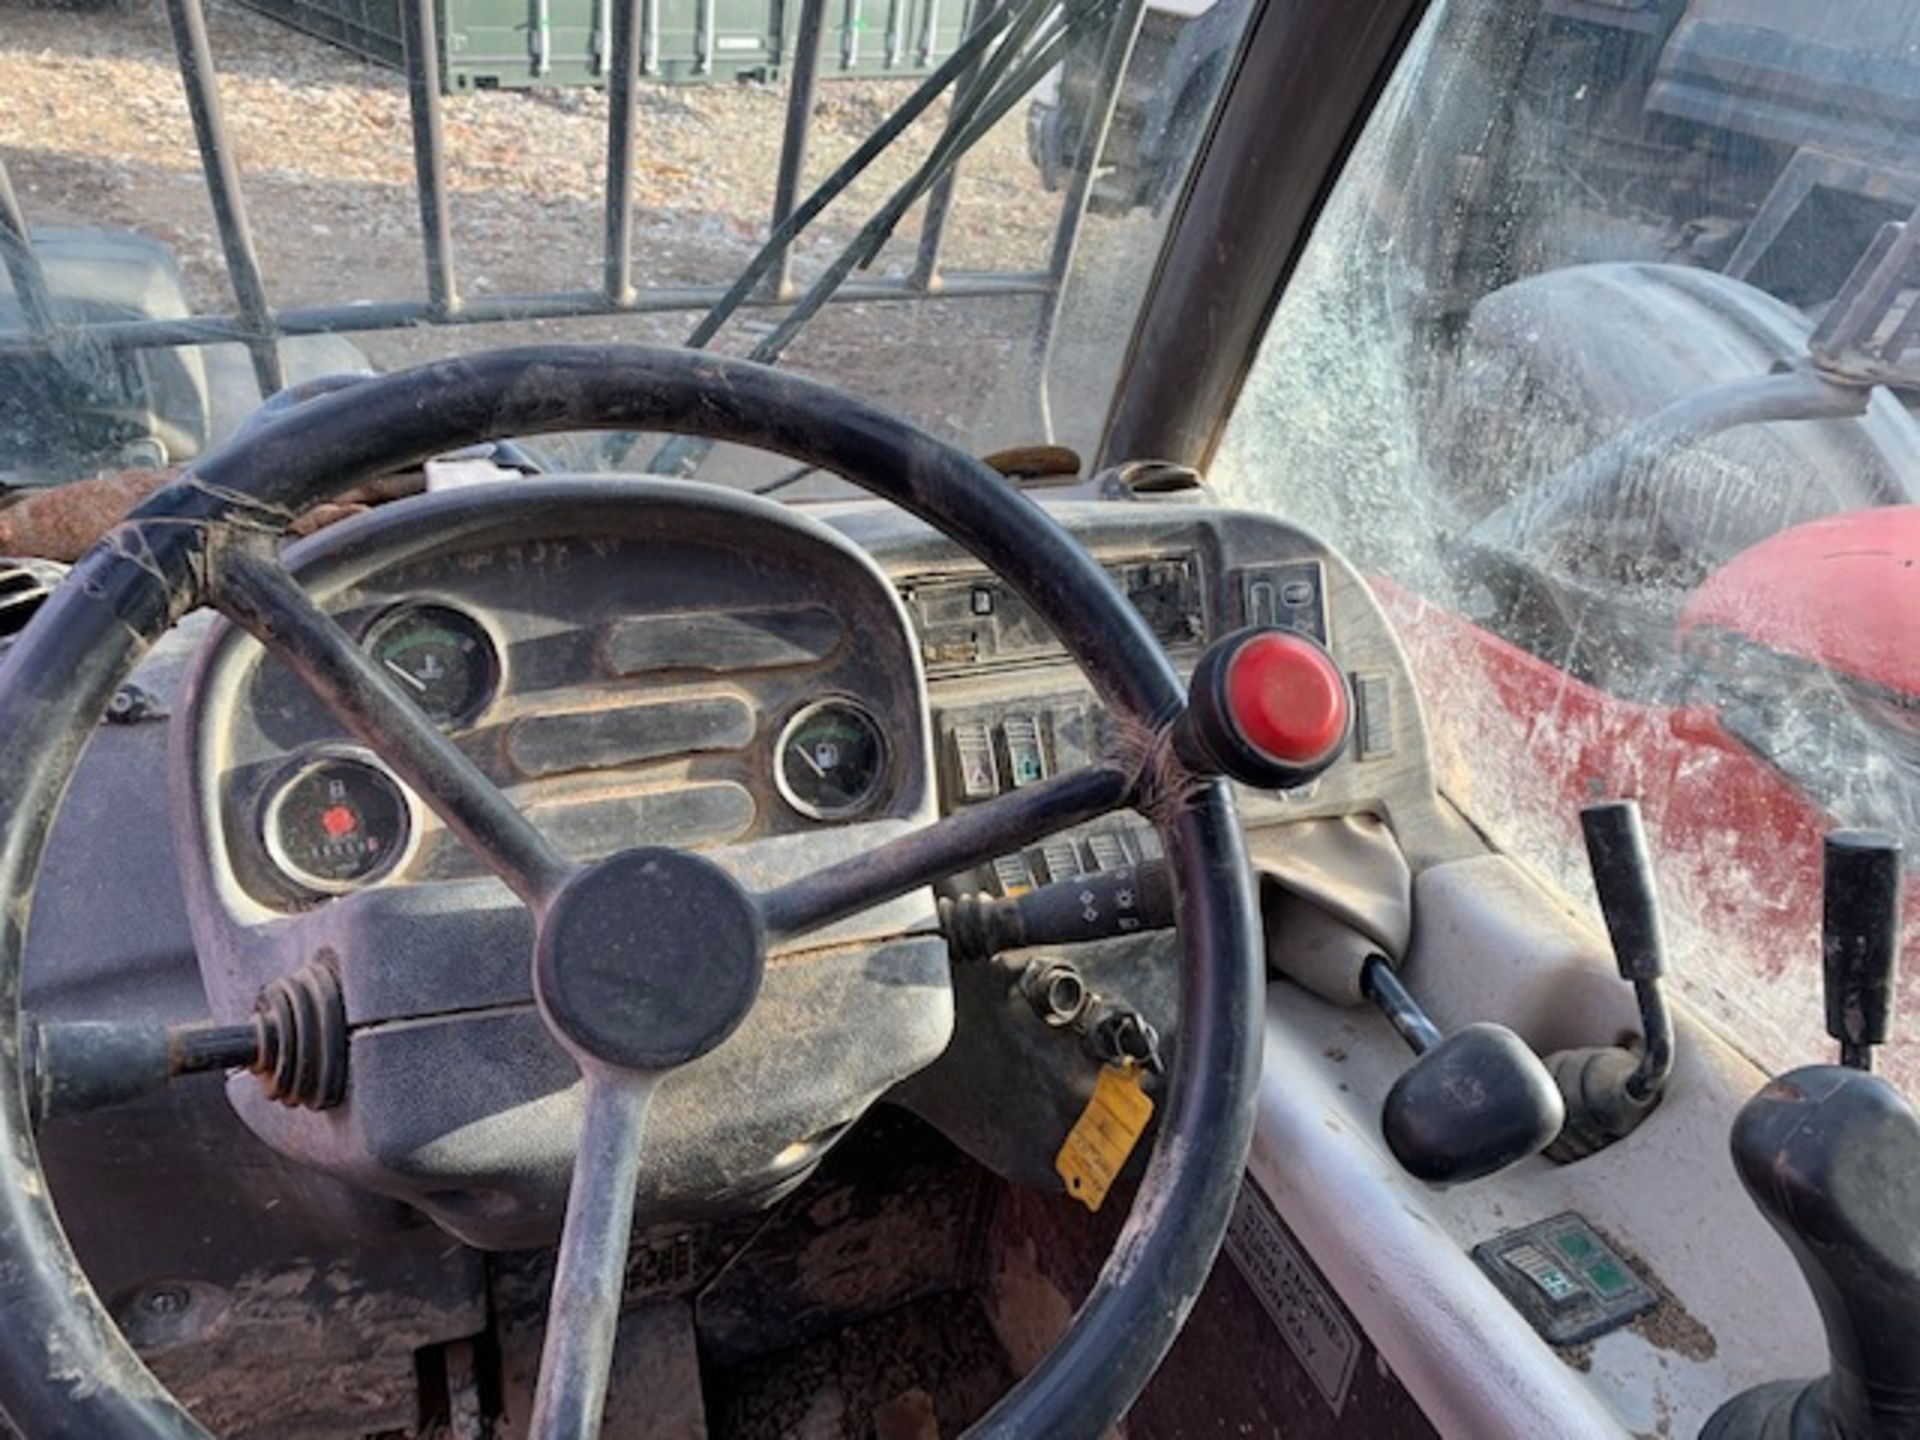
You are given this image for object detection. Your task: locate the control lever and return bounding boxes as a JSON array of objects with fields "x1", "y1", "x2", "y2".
[
  {"x1": 23, "y1": 961, "x2": 349, "y2": 1128},
  {"x1": 950, "y1": 868, "x2": 1565, "y2": 1183},
  {"x1": 1703, "y1": 829, "x2": 1920, "y2": 1440},
  {"x1": 1365, "y1": 956, "x2": 1565, "y2": 1185},
  {"x1": 942, "y1": 860, "x2": 1175, "y2": 962},
  {"x1": 1823, "y1": 830, "x2": 1902, "y2": 1072},
  {"x1": 1543, "y1": 800, "x2": 1677, "y2": 1160}
]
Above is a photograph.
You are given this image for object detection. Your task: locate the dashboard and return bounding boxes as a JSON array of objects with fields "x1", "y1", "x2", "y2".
[
  {"x1": 20, "y1": 474, "x2": 1816, "y2": 1437},
  {"x1": 138, "y1": 477, "x2": 1444, "y2": 1255}
]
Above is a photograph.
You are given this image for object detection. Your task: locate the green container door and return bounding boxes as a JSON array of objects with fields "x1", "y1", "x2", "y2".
[
  {"x1": 230, "y1": 0, "x2": 968, "y2": 89},
  {"x1": 443, "y1": 0, "x2": 785, "y2": 89},
  {"x1": 639, "y1": 0, "x2": 786, "y2": 85},
  {"x1": 806, "y1": 0, "x2": 973, "y2": 77}
]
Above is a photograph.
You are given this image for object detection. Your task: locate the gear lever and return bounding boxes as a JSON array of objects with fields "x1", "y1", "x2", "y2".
[
  {"x1": 1365, "y1": 955, "x2": 1565, "y2": 1185},
  {"x1": 1823, "y1": 830, "x2": 1902, "y2": 1073},
  {"x1": 1543, "y1": 800, "x2": 1677, "y2": 1160},
  {"x1": 1702, "y1": 829, "x2": 1920, "y2": 1440}
]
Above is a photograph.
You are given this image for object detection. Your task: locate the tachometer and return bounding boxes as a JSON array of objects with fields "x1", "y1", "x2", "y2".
[
  {"x1": 364, "y1": 603, "x2": 498, "y2": 728},
  {"x1": 776, "y1": 700, "x2": 888, "y2": 820},
  {"x1": 262, "y1": 753, "x2": 412, "y2": 894}
]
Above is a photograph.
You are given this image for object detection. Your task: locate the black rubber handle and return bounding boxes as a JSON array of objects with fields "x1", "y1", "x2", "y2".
[
  {"x1": 1823, "y1": 830, "x2": 1903, "y2": 1069},
  {"x1": 943, "y1": 859, "x2": 1175, "y2": 961},
  {"x1": 1706, "y1": 1065, "x2": 1920, "y2": 1440},
  {"x1": 1579, "y1": 801, "x2": 1667, "y2": 982}
]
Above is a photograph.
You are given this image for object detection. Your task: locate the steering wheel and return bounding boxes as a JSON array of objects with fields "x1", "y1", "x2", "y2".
[{"x1": 0, "y1": 346, "x2": 1263, "y2": 1439}]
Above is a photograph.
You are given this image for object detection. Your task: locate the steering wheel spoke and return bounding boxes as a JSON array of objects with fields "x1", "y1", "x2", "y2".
[
  {"x1": 211, "y1": 542, "x2": 576, "y2": 910},
  {"x1": 758, "y1": 762, "x2": 1133, "y2": 942},
  {"x1": 528, "y1": 1068, "x2": 660, "y2": 1440}
]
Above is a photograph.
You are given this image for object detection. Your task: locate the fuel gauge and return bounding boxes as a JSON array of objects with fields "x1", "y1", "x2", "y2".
[{"x1": 777, "y1": 700, "x2": 888, "y2": 820}]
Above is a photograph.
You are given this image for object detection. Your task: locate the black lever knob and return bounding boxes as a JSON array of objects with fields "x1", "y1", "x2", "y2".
[
  {"x1": 1703, "y1": 1066, "x2": 1920, "y2": 1440},
  {"x1": 1363, "y1": 957, "x2": 1565, "y2": 1185},
  {"x1": 1541, "y1": 801, "x2": 1676, "y2": 1160},
  {"x1": 1580, "y1": 801, "x2": 1667, "y2": 985},
  {"x1": 1823, "y1": 830, "x2": 1903, "y2": 1072}
]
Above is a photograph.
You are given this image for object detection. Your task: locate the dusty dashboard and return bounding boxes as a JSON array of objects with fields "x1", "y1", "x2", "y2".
[
  {"x1": 175, "y1": 480, "x2": 942, "y2": 1063},
  {"x1": 827, "y1": 497, "x2": 1442, "y2": 893}
]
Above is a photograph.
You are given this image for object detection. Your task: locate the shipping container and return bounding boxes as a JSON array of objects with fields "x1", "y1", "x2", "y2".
[{"x1": 231, "y1": 0, "x2": 975, "y2": 91}]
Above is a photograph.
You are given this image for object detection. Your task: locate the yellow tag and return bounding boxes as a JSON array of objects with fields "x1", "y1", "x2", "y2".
[{"x1": 1055, "y1": 1065, "x2": 1154, "y2": 1213}]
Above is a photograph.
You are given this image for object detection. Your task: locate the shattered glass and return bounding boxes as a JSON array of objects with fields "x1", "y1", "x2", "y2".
[{"x1": 1216, "y1": 0, "x2": 1920, "y2": 1089}]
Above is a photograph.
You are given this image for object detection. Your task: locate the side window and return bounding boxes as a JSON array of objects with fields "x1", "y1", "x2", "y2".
[{"x1": 1214, "y1": 0, "x2": 1920, "y2": 1090}]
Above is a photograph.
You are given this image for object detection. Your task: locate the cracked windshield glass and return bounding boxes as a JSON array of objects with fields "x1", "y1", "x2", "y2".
[{"x1": 1217, "y1": 0, "x2": 1920, "y2": 1093}]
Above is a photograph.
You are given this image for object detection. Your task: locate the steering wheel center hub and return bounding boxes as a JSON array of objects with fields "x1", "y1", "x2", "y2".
[{"x1": 533, "y1": 847, "x2": 765, "y2": 1071}]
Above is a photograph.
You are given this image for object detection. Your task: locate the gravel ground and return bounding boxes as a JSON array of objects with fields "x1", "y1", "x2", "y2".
[{"x1": 1, "y1": 0, "x2": 1157, "y2": 468}]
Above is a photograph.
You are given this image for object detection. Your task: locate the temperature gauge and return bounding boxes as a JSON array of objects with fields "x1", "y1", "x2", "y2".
[
  {"x1": 364, "y1": 603, "x2": 499, "y2": 729},
  {"x1": 262, "y1": 753, "x2": 412, "y2": 895},
  {"x1": 777, "y1": 700, "x2": 888, "y2": 820}
]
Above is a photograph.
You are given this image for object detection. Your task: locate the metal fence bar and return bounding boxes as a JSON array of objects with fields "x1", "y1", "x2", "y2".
[
  {"x1": 399, "y1": 0, "x2": 462, "y2": 318},
  {"x1": 642, "y1": 0, "x2": 661, "y2": 74},
  {"x1": 679, "y1": 0, "x2": 1026, "y2": 350},
  {"x1": 1031, "y1": 0, "x2": 1142, "y2": 440},
  {"x1": 642, "y1": 0, "x2": 1083, "y2": 474},
  {"x1": 748, "y1": 6, "x2": 1077, "y2": 368},
  {"x1": 162, "y1": 0, "x2": 285, "y2": 399},
  {"x1": 910, "y1": 0, "x2": 991, "y2": 291},
  {"x1": 604, "y1": 0, "x2": 644, "y2": 304},
  {"x1": 765, "y1": 0, "x2": 830, "y2": 300},
  {"x1": 0, "y1": 273, "x2": 1053, "y2": 359},
  {"x1": 0, "y1": 160, "x2": 57, "y2": 342}
]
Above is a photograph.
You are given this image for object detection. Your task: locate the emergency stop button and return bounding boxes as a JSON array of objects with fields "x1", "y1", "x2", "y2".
[{"x1": 1172, "y1": 627, "x2": 1353, "y2": 790}]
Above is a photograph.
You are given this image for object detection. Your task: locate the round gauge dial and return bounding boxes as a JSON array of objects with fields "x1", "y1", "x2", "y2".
[
  {"x1": 364, "y1": 603, "x2": 498, "y2": 728},
  {"x1": 262, "y1": 754, "x2": 412, "y2": 894},
  {"x1": 776, "y1": 700, "x2": 889, "y2": 820}
]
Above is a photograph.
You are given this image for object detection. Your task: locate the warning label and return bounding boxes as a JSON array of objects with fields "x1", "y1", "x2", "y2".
[{"x1": 1223, "y1": 1177, "x2": 1360, "y2": 1415}]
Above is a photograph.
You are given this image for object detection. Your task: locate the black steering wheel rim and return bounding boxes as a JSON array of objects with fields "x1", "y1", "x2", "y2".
[{"x1": 0, "y1": 344, "x2": 1262, "y2": 1439}]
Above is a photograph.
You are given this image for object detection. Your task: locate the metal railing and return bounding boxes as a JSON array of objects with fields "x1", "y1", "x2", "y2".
[{"x1": 0, "y1": 0, "x2": 1133, "y2": 449}]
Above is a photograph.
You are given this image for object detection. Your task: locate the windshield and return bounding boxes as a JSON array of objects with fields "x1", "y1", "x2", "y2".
[
  {"x1": 0, "y1": 0, "x2": 1243, "y2": 493},
  {"x1": 1217, "y1": 0, "x2": 1920, "y2": 1088}
]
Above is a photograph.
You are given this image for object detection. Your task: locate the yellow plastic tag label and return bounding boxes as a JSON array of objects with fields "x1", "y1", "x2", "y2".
[{"x1": 1055, "y1": 1065, "x2": 1154, "y2": 1213}]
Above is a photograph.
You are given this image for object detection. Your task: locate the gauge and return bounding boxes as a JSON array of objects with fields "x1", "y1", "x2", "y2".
[
  {"x1": 363, "y1": 603, "x2": 498, "y2": 728},
  {"x1": 262, "y1": 753, "x2": 412, "y2": 894},
  {"x1": 776, "y1": 700, "x2": 889, "y2": 820}
]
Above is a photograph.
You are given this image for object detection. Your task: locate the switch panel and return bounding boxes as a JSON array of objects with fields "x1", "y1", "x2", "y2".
[
  {"x1": 1239, "y1": 560, "x2": 1328, "y2": 644},
  {"x1": 1473, "y1": 1213, "x2": 1659, "y2": 1345},
  {"x1": 991, "y1": 854, "x2": 1037, "y2": 896}
]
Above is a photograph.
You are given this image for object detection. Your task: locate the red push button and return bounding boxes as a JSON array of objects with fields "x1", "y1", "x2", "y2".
[{"x1": 1223, "y1": 631, "x2": 1349, "y2": 764}]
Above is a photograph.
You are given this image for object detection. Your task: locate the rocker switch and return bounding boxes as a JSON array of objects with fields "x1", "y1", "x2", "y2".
[
  {"x1": 1002, "y1": 714, "x2": 1048, "y2": 788},
  {"x1": 954, "y1": 721, "x2": 999, "y2": 800}
]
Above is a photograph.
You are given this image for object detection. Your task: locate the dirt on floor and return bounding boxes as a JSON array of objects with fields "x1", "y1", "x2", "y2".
[{"x1": 1, "y1": 0, "x2": 1160, "y2": 470}]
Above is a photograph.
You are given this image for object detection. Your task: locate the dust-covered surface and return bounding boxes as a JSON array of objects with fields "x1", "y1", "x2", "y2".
[
  {"x1": 0, "y1": 0, "x2": 1170, "y2": 470},
  {"x1": 1212, "y1": 0, "x2": 1920, "y2": 1098}
]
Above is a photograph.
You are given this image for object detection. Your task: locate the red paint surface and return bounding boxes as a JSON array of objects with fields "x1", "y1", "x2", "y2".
[
  {"x1": 1372, "y1": 577, "x2": 1920, "y2": 1092},
  {"x1": 320, "y1": 805, "x2": 358, "y2": 839},
  {"x1": 1679, "y1": 505, "x2": 1920, "y2": 698},
  {"x1": 1225, "y1": 631, "x2": 1349, "y2": 764}
]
